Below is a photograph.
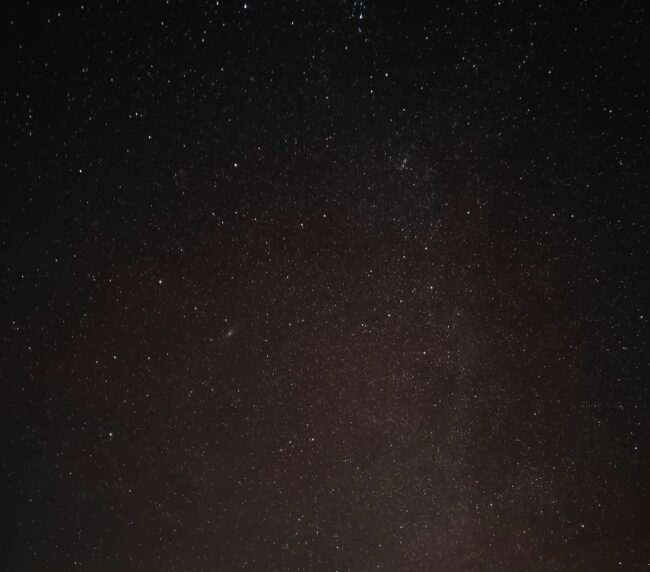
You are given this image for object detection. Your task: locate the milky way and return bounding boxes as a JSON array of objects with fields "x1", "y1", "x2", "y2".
[{"x1": 3, "y1": 2, "x2": 648, "y2": 571}]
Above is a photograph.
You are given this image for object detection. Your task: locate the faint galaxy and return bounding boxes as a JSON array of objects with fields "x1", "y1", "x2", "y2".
[{"x1": 2, "y1": 2, "x2": 649, "y2": 571}]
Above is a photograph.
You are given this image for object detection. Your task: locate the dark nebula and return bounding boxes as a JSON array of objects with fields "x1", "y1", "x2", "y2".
[{"x1": 2, "y1": 2, "x2": 648, "y2": 571}]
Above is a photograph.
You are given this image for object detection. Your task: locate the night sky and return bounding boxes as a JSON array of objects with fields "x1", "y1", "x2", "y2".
[{"x1": 2, "y1": 2, "x2": 649, "y2": 571}]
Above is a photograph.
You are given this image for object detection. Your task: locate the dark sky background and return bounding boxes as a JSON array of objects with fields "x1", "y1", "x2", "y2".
[{"x1": 2, "y1": 1, "x2": 648, "y2": 571}]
